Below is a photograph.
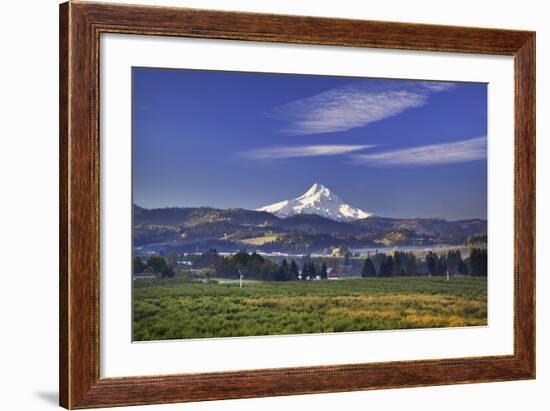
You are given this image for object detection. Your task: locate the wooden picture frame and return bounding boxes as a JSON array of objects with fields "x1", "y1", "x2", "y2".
[{"x1": 59, "y1": 1, "x2": 535, "y2": 408}]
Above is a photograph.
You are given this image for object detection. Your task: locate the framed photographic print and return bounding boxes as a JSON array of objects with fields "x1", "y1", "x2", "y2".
[{"x1": 59, "y1": 1, "x2": 535, "y2": 409}]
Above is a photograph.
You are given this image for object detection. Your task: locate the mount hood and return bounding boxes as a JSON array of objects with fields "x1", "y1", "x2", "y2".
[{"x1": 256, "y1": 183, "x2": 373, "y2": 222}]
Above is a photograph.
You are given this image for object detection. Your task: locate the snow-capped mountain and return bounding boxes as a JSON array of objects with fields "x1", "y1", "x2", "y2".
[{"x1": 256, "y1": 183, "x2": 373, "y2": 222}]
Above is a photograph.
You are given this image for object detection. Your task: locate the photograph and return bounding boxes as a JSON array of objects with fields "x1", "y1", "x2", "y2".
[
  {"x1": 1, "y1": 0, "x2": 542, "y2": 409},
  {"x1": 131, "y1": 68, "x2": 489, "y2": 341}
]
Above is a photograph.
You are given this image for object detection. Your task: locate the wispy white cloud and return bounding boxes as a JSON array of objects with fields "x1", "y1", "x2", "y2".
[
  {"x1": 419, "y1": 81, "x2": 457, "y2": 92},
  {"x1": 269, "y1": 80, "x2": 456, "y2": 136},
  {"x1": 242, "y1": 144, "x2": 374, "y2": 160},
  {"x1": 351, "y1": 136, "x2": 486, "y2": 166}
]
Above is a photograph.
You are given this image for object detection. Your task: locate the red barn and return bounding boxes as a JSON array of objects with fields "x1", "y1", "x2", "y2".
[{"x1": 327, "y1": 267, "x2": 338, "y2": 280}]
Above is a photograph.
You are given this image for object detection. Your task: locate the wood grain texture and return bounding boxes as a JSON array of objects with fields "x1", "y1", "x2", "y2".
[
  {"x1": 59, "y1": 1, "x2": 536, "y2": 408},
  {"x1": 514, "y1": 34, "x2": 536, "y2": 374},
  {"x1": 59, "y1": 2, "x2": 69, "y2": 407}
]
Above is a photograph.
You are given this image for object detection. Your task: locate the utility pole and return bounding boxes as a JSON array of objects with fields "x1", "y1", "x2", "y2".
[{"x1": 239, "y1": 270, "x2": 243, "y2": 288}]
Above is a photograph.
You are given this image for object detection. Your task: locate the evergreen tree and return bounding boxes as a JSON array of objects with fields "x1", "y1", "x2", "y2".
[
  {"x1": 405, "y1": 252, "x2": 417, "y2": 276},
  {"x1": 301, "y1": 262, "x2": 308, "y2": 280},
  {"x1": 289, "y1": 260, "x2": 299, "y2": 280},
  {"x1": 371, "y1": 252, "x2": 387, "y2": 274},
  {"x1": 343, "y1": 250, "x2": 351, "y2": 266},
  {"x1": 281, "y1": 258, "x2": 289, "y2": 280},
  {"x1": 379, "y1": 255, "x2": 394, "y2": 277},
  {"x1": 446, "y1": 250, "x2": 463, "y2": 275},
  {"x1": 459, "y1": 250, "x2": 465, "y2": 272},
  {"x1": 379, "y1": 259, "x2": 387, "y2": 277},
  {"x1": 469, "y1": 248, "x2": 487, "y2": 276},
  {"x1": 469, "y1": 248, "x2": 479, "y2": 275},
  {"x1": 386, "y1": 256, "x2": 394, "y2": 276},
  {"x1": 458, "y1": 260, "x2": 468, "y2": 275},
  {"x1": 274, "y1": 259, "x2": 289, "y2": 282},
  {"x1": 320, "y1": 262, "x2": 328, "y2": 279},
  {"x1": 480, "y1": 249, "x2": 488, "y2": 276},
  {"x1": 361, "y1": 257, "x2": 377, "y2": 277},
  {"x1": 436, "y1": 256, "x2": 448, "y2": 276},
  {"x1": 309, "y1": 262, "x2": 317, "y2": 278},
  {"x1": 426, "y1": 252, "x2": 438, "y2": 275},
  {"x1": 392, "y1": 252, "x2": 402, "y2": 276}
]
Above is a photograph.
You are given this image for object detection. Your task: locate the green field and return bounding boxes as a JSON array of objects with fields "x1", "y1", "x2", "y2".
[{"x1": 133, "y1": 277, "x2": 487, "y2": 341}]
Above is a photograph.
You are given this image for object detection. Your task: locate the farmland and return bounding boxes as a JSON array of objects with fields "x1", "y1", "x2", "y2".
[{"x1": 133, "y1": 276, "x2": 487, "y2": 341}]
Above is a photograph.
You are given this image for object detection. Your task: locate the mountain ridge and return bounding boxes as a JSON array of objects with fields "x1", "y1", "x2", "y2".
[{"x1": 133, "y1": 203, "x2": 487, "y2": 254}]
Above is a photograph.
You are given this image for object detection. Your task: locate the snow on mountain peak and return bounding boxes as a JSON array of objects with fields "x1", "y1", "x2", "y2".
[
  {"x1": 303, "y1": 182, "x2": 328, "y2": 196},
  {"x1": 256, "y1": 183, "x2": 373, "y2": 222},
  {"x1": 299, "y1": 183, "x2": 332, "y2": 202}
]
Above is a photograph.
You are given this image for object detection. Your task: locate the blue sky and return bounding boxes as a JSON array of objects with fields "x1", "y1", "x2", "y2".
[{"x1": 132, "y1": 67, "x2": 487, "y2": 220}]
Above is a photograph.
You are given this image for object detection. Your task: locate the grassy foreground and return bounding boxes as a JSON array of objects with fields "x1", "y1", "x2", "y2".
[{"x1": 133, "y1": 277, "x2": 487, "y2": 341}]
